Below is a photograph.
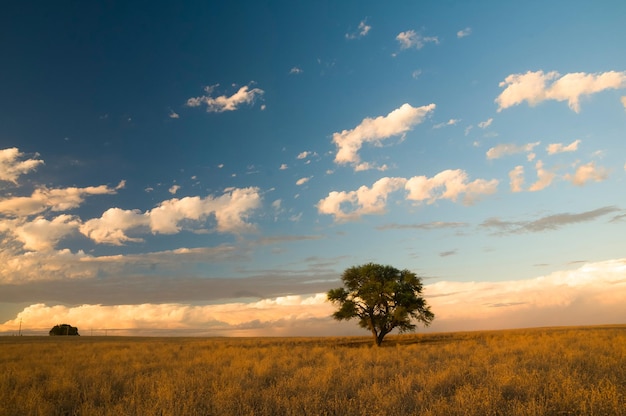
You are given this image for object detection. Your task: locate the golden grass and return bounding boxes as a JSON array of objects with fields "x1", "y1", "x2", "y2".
[{"x1": 1, "y1": 325, "x2": 626, "y2": 415}]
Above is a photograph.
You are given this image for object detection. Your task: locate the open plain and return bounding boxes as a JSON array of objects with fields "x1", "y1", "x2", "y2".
[{"x1": 1, "y1": 325, "x2": 626, "y2": 415}]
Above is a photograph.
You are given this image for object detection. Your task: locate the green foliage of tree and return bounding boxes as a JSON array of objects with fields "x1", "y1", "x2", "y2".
[{"x1": 327, "y1": 263, "x2": 434, "y2": 346}]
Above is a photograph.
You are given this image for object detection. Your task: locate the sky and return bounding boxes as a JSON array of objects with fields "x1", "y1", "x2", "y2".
[{"x1": 1, "y1": 0, "x2": 626, "y2": 336}]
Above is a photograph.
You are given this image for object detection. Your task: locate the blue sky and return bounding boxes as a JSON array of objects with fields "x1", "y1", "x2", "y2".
[{"x1": 2, "y1": 1, "x2": 626, "y2": 336}]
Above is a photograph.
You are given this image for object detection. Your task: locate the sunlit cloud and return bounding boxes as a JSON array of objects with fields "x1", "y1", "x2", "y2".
[
  {"x1": 346, "y1": 19, "x2": 371, "y2": 39},
  {"x1": 565, "y1": 162, "x2": 608, "y2": 186},
  {"x1": 621, "y1": 96, "x2": 626, "y2": 110},
  {"x1": 296, "y1": 177, "x2": 312, "y2": 186},
  {"x1": 3, "y1": 259, "x2": 626, "y2": 335},
  {"x1": 433, "y1": 118, "x2": 460, "y2": 129},
  {"x1": 332, "y1": 103, "x2": 435, "y2": 171},
  {"x1": 478, "y1": 118, "x2": 493, "y2": 129},
  {"x1": 396, "y1": 30, "x2": 439, "y2": 50},
  {"x1": 457, "y1": 27, "x2": 472, "y2": 38},
  {"x1": 486, "y1": 142, "x2": 540, "y2": 160},
  {"x1": 496, "y1": 70, "x2": 626, "y2": 112},
  {"x1": 508, "y1": 165, "x2": 525, "y2": 192},
  {"x1": 546, "y1": 139, "x2": 581, "y2": 155},
  {"x1": 168, "y1": 184, "x2": 181, "y2": 194},
  {"x1": 0, "y1": 148, "x2": 44, "y2": 184},
  {"x1": 186, "y1": 83, "x2": 264, "y2": 113},
  {"x1": 318, "y1": 170, "x2": 497, "y2": 221},
  {"x1": 528, "y1": 160, "x2": 556, "y2": 191}
]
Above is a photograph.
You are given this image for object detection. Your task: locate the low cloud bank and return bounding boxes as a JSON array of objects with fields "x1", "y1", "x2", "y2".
[{"x1": 2, "y1": 259, "x2": 625, "y2": 336}]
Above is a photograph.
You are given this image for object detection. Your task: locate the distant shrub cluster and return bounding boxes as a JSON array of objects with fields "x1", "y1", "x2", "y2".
[{"x1": 49, "y1": 324, "x2": 80, "y2": 336}]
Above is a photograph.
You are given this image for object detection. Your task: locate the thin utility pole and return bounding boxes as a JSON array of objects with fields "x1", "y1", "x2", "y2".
[{"x1": 18, "y1": 318, "x2": 22, "y2": 336}]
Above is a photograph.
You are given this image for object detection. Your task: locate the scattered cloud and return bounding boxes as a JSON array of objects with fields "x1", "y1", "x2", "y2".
[
  {"x1": 439, "y1": 250, "x2": 457, "y2": 257},
  {"x1": 186, "y1": 83, "x2": 264, "y2": 113},
  {"x1": 332, "y1": 103, "x2": 436, "y2": 170},
  {"x1": 289, "y1": 67, "x2": 303, "y2": 75},
  {"x1": 496, "y1": 70, "x2": 626, "y2": 112},
  {"x1": 168, "y1": 185, "x2": 181, "y2": 195},
  {"x1": 13, "y1": 215, "x2": 81, "y2": 251},
  {"x1": 396, "y1": 30, "x2": 439, "y2": 50},
  {"x1": 405, "y1": 169, "x2": 498, "y2": 206},
  {"x1": 0, "y1": 148, "x2": 44, "y2": 184},
  {"x1": 346, "y1": 19, "x2": 371, "y2": 39},
  {"x1": 433, "y1": 119, "x2": 460, "y2": 129},
  {"x1": 486, "y1": 142, "x2": 540, "y2": 160},
  {"x1": 279, "y1": 164, "x2": 288, "y2": 170},
  {"x1": 528, "y1": 160, "x2": 556, "y2": 191},
  {"x1": 478, "y1": 118, "x2": 493, "y2": 129},
  {"x1": 509, "y1": 165, "x2": 525, "y2": 192},
  {"x1": 621, "y1": 96, "x2": 626, "y2": 110},
  {"x1": 0, "y1": 183, "x2": 121, "y2": 217},
  {"x1": 480, "y1": 206, "x2": 620, "y2": 235},
  {"x1": 318, "y1": 170, "x2": 497, "y2": 221},
  {"x1": 297, "y1": 151, "x2": 311, "y2": 160},
  {"x1": 168, "y1": 110, "x2": 180, "y2": 119},
  {"x1": 412, "y1": 70, "x2": 422, "y2": 79},
  {"x1": 377, "y1": 221, "x2": 468, "y2": 231},
  {"x1": 565, "y1": 162, "x2": 608, "y2": 186},
  {"x1": 546, "y1": 139, "x2": 581, "y2": 155},
  {"x1": 295, "y1": 177, "x2": 312, "y2": 186},
  {"x1": 457, "y1": 27, "x2": 472, "y2": 38}
]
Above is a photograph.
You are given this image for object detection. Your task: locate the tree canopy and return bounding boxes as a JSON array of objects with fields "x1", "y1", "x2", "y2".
[{"x1": 327, "y1": 263, "x2": 434, "y2": 346}]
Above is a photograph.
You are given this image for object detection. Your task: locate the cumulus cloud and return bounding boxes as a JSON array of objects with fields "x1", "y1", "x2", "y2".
[
  {"x1": 168, "y1": 110, "x2": 179, "y2": 119},
  {"x1": 80, "y1": 208, "x2": 147, "y2": 245},
  {"x1": 332, "y1": 103, "x2": 435, "y2": 170},
  {"x1": 168, "y1": 185, "x2": 181, "y2": 195},
  {"x1": 13, "y1": 215, "x2": 81, "y2": 251},
  {"x1": 565, "y1": 162, "x2": 608, "y2": 186},
  {"x1": 318, "y1": 170, "x2": 497, "y2": 221},
  {"x1": 4, "y1": 259, "x2": 625, "y2": 335},
  {"x1": 396, "y1": 30, "x2": 439, "y2": 50},
  {"x1": 0, "y1": 183, "x2": 121, "y2": 217},
  {"x1": 457, "y1": 27, "x2": 472, "y2": 38},
  {"x1": 289, "y1": 67, "x2": 303, "y2": 75},
  {"x1": 486, "y1": 142, "x2": 540, "y2": 160},
  {"x1": 496, "y1": 70, "x2": 626, "y2": 112},
  {"x1": 480, "y1": 206, "x2": 619, "y2": 235},
  {"x1": 317, "y1": 177, "x2": 407, "y2": 222},
  {"x1": 0, "y1": 148, "x2": 44, "y2": 183},
  {"x1": 404, "y1": 169, "x2": 498, "y2": 205},
  {"x1": 478, "y1": 118, "x2": 493, "y2": 129},
  {"x1": 295, "y1": 177, "x2": 312, "y2": 186},
  {"x1": 528, "y1": 160, "x2": 556, "y2": 191},
  {"x1": 546, "y1": 139, "x2": 581, "y2": 155},
  {"x1": 186, "y1": 83, "x2": 264, "y2": 113},
  {"x1": 622, "y1": 96, "x2": 626, "y2": 110},
  {"x1": 509, "y1": 165, "x2": 525, "y2": 192},
  {"x1": 346, "y1": 20, "x2": 371, "y2": 39},
  {"x1": 433, "y1": 119, "x2": 460, "y2": 129}
]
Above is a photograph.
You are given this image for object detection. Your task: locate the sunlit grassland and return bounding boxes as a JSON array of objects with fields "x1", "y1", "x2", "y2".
[{"x1": 1, "y1": 325, "x2": 625, "y2": 415}]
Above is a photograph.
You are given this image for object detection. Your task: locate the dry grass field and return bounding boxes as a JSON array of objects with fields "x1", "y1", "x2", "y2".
[{"x1": 1, "y1": 325, "x2": 626, "y2": 415}]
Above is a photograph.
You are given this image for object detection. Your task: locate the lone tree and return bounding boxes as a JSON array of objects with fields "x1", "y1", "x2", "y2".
[{"x1": 327, "y1": 263, "x2": 434, "y2": 346}]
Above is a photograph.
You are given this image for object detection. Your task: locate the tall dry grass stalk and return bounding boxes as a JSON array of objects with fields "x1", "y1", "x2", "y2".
[{"x1": 1, "y1": 325, "x2": 625, "y2": 415}]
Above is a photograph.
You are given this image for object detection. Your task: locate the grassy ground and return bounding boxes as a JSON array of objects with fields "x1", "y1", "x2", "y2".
[{"x1": 1, "y1": 325, "x2": 625, "y2": 415}]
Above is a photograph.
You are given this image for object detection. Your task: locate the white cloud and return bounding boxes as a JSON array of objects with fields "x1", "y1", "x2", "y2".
[
  {"x1": 169, "y1": 185, "x2": 181, "y2": 195},
  {"x1": 565, "y1": 162, "x2": 608, "y2": 186},
  {"x1": 279, "y1": 164, "x2": 288, "y2": 170},
  {"x1": 186, "y1": 84, "x2": 264, "y2": 113},
  {"x1": 317, "y1": 177, "x2": 407, "y2": 222},
  {"x1": 318, "y1": 170, "x2": 497, "y2": 221},
  {"x1": 396, "y1": 30, "x2": 439, "y2": 50},
  {"x1": 546, "y1": 139, "x2": 581, "y2": 155},
  {"x1": 486, "y1": 142, "x2": 540, "y2": 160},
  {"x1": 289, "y1": 67, "x2": 303, "y2": 75},
  {"x1": 509, "y1": 165, "x2": 525, "y2": 192},
  {"x1": 295, "y1": 177, "x2": 312, "y2": 186},
  {"x1": 528, "y1": 160, "x2": 556, "y2": 191},
  {"x1": 496, "y1": 70, "x2": 626, "y2": 112},
  {"x1": 405, "y1": 169, "x2": 498, "y2": 205},
  {"x1": 297, "y1": 151, "x2": 311, "y2": 159},
  {"x1": 14, "y1": 215, "x2": 81, "y2": 251},
  {"x1": 621, "y1": 96, "x2": 626, "y2": 110},
  {"x1": 332, "y1": 103, "x2": 436, "y2": 170},
  {"x1": 346, "y1": 20, "x2": 371, "y2": 39},
  {"x1": 412, "y1": 69, "x2": 422, "y2": 79},
  {"x1": 0, "y1": 148, "x2": 44, "y2": 183},
  {"x1": 478, "y1": 118, "x2": 493, "y2": 129},
  {"x1": 457, "y1": 27, "x2": 472, "y2": 38},
  {"x1": 80, "y1": 208, "x2": 147, "y2": 245},
  {"x1": 168, "y1": 110, "x2": 179, "y2": 119},
  {"x1": 433, "y1": 119, "x2": 460, "y2": 129},
  {"x1": 0, "y1": 183, "x2": 121, "y2": 217}
]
